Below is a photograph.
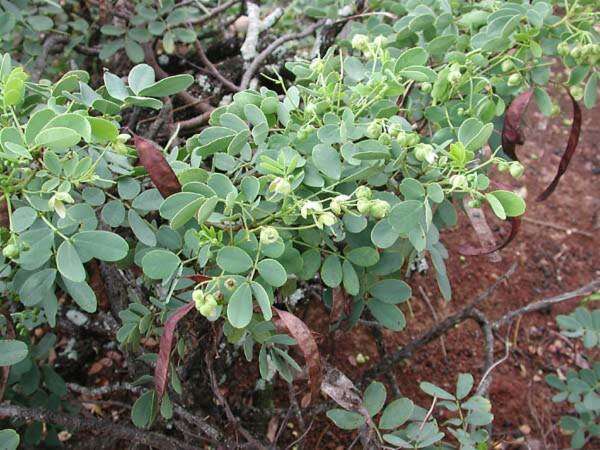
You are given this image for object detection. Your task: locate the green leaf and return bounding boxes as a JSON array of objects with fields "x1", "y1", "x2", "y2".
[
  {"x1": 458, "y1": 118, "x2": 493, "y2": 152},
  {"x1": 63, "y1": 278, "x2": 97, "y2": 313},
  {"x1": 485, "y1": 193, "x2": 506, "y2": 220},
  {"x1": 487, "y1": 190, "x2": 525, "y2": 217},
  {"x1": 367, "y1": 300, "x2": 406, "y2": 331},
  {"x1": 257, "y1": 259, "x2": 287, "y2": 287},
  {"x1": 227, "y1": 282, "x2": 253, "y2": 328},
  {"x1": 0, "y1": 429, "x2": 19, "y2": 450},
  {"x1": 88, "y1": 117, "x2": 119, "y2": 143},
  {"x1": 41, "y1": 364, "x2": 67, "y2": 395},
  {"x1": 170, "y1": 196, "x2": 205, "y2": 230},
  {"x1": 56, "y1": 240, "x2": 86, "y2": 283},
  {"x1": 379, "y1": 398, "x2": 414, "y2": 430},
  {"x1": 584, "y1": 73, "x2": 598, "y2": 109},
  {"x1": 35, "y1": 127, "x2": 81, "y2": 150},
  {"x1": 138, "y1": 75, "x2": 194, "y2": 97},
  {"x1": 128, "y1": 209, "x2": 156, "y2": 246},
  {"x1": 131, "y1": 390, "x2": 158, "y2": 429},
  {"x1": 312, "y1": 144, "x2": 341, "y2": 180},
  {"x1": 217, "y1": 246, "x2": 253, "y2": 274},
  {"x1": 420, "y1": 381, "x2": 455, "y2": 400},
  {"x1": 141, "y1": 249, "x2": 180, "y2": 280},
  {"x1": 456, "y1": 373, "x2": 474, "y2": 399},
  {"x1": 11, "y1": 206, "x2": 37, "y2": 233},
  {"x1": 534, "y1": 87, "x2": 553, "y2": 116},
  {"x1": 347, "y1": 247, "x2": 379, "y2": 267},
  {"x1": 342, "y1": 260, "x2": 360, "y2": 296},
  {"x1": 368, "y1": 279, "x2": 411, "y2": 304},
  {"x1": 251, "y1": 281, "x2": 272, "y2": 321},
  {"x1": 363, "y1": 381, "x2": 387, "y2": 417},
  {"x1": 125, "y1": 39, "x2": 145, "y2": 63},
  {"x1": 321, "y1": 254, "x2": 342, "y2": 288},
  {"x1": 326, "y1": 409, "x2": 366, "y2": 430},
  {"x1": 0, "y1": 340, "x2": 28, "y2": 366},
  {"x1": 389, "y1": 200, "x2": 424, "y2": 234},
  {"x1": 44, "y1": 113, "x2": 92, "y2": 142},
  {"x1": 72, "y1": 231, "x2": 129, "y2": 262},
  {"x1": 19, "y1": 269, "x2": 56, "y2": 307},
  {"x1": 104, "y1": 72, "x2": 129, "y2": 101}
]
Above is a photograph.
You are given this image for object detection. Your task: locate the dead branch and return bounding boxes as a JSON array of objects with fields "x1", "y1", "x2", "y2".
[
  {"x1": 188, "y1": 0, "x2": 241, "y2": 26},
  {"x1": 239, "y1": 19, "x2": 327, "y2": 89},
  {"x1": 0, "y1": 403, "x2": 195, "y2": 450},
  {"x1": 240, "y1": 0, "x2": 262, "y2": 62},
  {"x1": 493, "y1": 278, "x2": 600, "y2": 328},
  {"x1": 194, "y1": 38, "x2": 241, "y2": 92}
]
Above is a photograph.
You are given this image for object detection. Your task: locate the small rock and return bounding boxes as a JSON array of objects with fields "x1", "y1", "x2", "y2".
[{"x1": 66, "y1": 310, "x2": 88, "y2": 326}]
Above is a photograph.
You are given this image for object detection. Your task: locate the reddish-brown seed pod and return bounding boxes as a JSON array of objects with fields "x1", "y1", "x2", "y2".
[{"x1": 134, "y1": 135, "x2": 182, "y2": 198}]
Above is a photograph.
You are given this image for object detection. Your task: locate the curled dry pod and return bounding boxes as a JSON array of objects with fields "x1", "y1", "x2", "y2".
[
  {"x1": 459, "y1": 217, "x2": 521, "y2": 256},
  {"x1": 154, "y1": 302, "x2": 195, "y2": 398},
  {"x1": 274, "y1": 308, "x2": 322, "y2": 407},
  {"x1": 537, "y1": 92, "x2": 582, "y2": 201},
  {"x1": 501, "y1": 90, "x2": 533, "y2": 161},
  {"x1": 134, "y1": 135, "x2": 181, "y2": 198}
]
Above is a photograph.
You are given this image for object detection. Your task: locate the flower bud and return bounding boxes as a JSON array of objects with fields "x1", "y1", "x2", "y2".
[
  {"x1": 355, "y1": 186, "x2": 372, "y2": 200},
  {"x1": 317, "y1": 212, "x2": 337, "y2": 228},
  {"x1": 3, "y1": 243, "x2": 18, "y2": 259},
  {"x1": 351, "y1": 34, "x2": 369, "y2": 50},
  {"x1": 569, "y1": 85, "x2": 584, "y2": 101},
  {"x1": 357, "y1": 199, "x2": 372, "y2": 215},
  {"x1": 300, "y1": 200, "x2": 323, "y2": 219},
  {"x1": 449, "y1": 174, "x2": 468, "y2": 189},
  {"x1": 373, "y1": 35, "x2": 386, "y2": 47},
  {"x1": 260, "y1": 226, "x2": 279, "y2": 245},
  {"x1": 507, "y1": 73, "x2": 522, "y2": 87},
  {"x1": 268, "y1": 177, "x2": 291, "y2": 195},
  {"x1": 421, "y1": 82, "x2": 432, "y2": 93},
  {"x1": 414, "y1": 143, "x2": 436, "y2": 164},
  {"x1": 509, "y1": 162, "x2": 524, "y2": 178},
  {"x1": 370, "y1": 199, "x2": 390, "y2": 219},
  {"x1": 193, "y1": 289, "x2": 205, "y2": 310},
  {"x1": 366, "y1": 121, "x2": 382, "y2": 139},
  {"x1": 501, "y1": 60, "x2": 514, "y2": 73}
]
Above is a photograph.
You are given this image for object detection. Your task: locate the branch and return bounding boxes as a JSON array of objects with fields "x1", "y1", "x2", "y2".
[
  {"x1": 193, "y1": 38, "x2": 241, "y2": 92},
  {"x1": 0, "y1": 403, "x2": 195, "y2": 450},
  {"x1": 240, "y1": 0, "x2": 262, "y2": 62},
  {"x1": 363, "y1": 263, "x2": 517, "y2": 380},
  {"x1": 239, "y1": 19, "x2": 327, "y2": 89},
  {"x1": 143, "y1": 43, "x2": 213, "y2": 114},
  {"x1": 493, "y1": 279, "x2": 600, "y2": 328},
  {"x1": 188, "y1": 0, "x2": 240, "y2": 26}
]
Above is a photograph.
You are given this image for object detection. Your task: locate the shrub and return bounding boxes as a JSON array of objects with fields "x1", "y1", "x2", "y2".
[{"x1": 0, "y1": 0, "x2": 598, "y2": 447}]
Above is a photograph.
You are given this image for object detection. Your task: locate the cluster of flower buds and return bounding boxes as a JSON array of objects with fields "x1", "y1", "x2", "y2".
[
  {"x1": 558, "y1": 42, "x2": 600, "y2": 66},
  {"x1": 330, "y1": 194, "x2": 350, "y2": 215},
  {"x1": 113, "y1": 133, "x2": 132, "y2": 154},
  {"x1": 396, "y1": 131, "x2": 421, "y2": 147},
  {"x1": 355, "y1": 186, "x2": 390, "y2": 219},
  {"x1": 497, "y1": 160, "x2": 525, "y2": 178},
  {"x1": 301, "y1": 200, "x2": 338, "y2": 229},
  {"x1": 447, "y1": 64, "x2": 462, "y2": 85},
  {"x1": 414, "y1": 143, "x2": 437, "y2": 165},
  {"x1": 2, "y1": 241, "x2": 19, "y2": 259},
  {"x1": 193, "y1": 288, "x2": 219, "y2": 318}
]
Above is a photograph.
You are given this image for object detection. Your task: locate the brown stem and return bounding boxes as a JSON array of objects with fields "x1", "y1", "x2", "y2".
[{"x1": 0, "y1": 403, "x2": 195, "y2": 450}]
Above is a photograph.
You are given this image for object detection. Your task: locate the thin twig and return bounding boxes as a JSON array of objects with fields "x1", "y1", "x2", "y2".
[
  {"x1": 418, "y1": 286, "x2": 448, "y2": 361},
  {"x1": 0, "y1": 403, "x2": 195, "y2": 450},
  {"x1": 240, "y1": 0, "x2": 261, "y2": 62},
  {"x1": 239, "y1": 19, "x2": 327, "y2": 89},
  {"x1": 193, "y1": 38, "x2": 241, "y2": 92},
  {"x1": 419, "y1": 396, "x2": 437, "y2": 431},
  {"x1": 187, "y1": 0, "x2": 240, "y2": 26},
  {"x1": 493, "y1": 279, "x2": 600, "y2": 328},
  {"x1": 522, "y1": 216, "x2": 594, "y2": 238}
]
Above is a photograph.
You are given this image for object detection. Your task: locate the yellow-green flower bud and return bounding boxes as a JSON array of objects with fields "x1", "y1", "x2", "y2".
[
  {"x1": 268, "y1": 177, "x2": 291, "y2": 195},
  {"x1": 357, "y1": 199, "x2": 372, "y2": 215},
  {"x1": 509, "y1": 162, "x2": 524, "y2": 178},
  {"x1": 355, "y1": 186, "x2": 372, "y2": 200},
  {"x1": 370, "y1": 200, "x2": 390, "y2": 219},
  {"x1": 3, "y1": 243, "x2": 18, "y2": 259},
  {"x1": 260, "y1": 226, "x2": 279, "y2": 245}
]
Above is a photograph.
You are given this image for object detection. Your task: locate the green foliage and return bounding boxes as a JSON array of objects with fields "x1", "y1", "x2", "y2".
[
  {"x1": 0, "y1": 0, "x2": 597, "y2": 444},
  {"x1": 547, "y1": 301, "x2": 600, "y2": 448},
  {"x1": 327, "y1": 373, "x2": 492, "y2": 449}
]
